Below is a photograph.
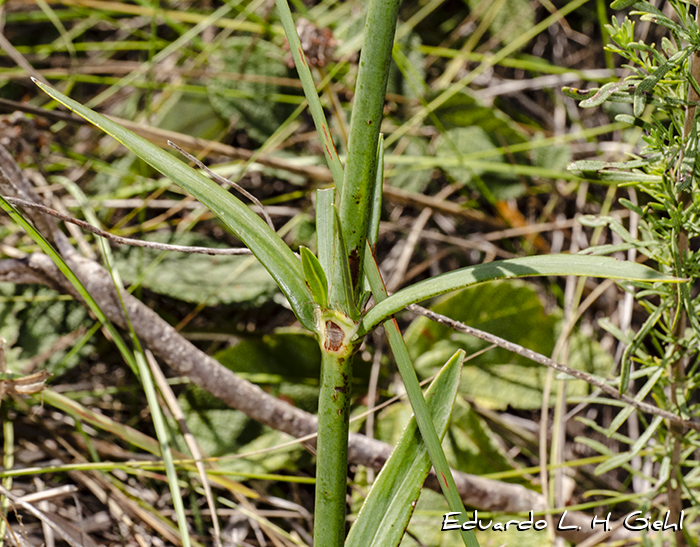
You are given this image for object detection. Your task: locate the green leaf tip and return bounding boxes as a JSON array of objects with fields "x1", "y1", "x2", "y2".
[{"x1": 300, "y1": 246, "x2": 329, "y2": 310}]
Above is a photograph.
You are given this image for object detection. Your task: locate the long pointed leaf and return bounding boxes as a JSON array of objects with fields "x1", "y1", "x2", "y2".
[
  {"x1": 345, "y1": 350, "x2": 464, "y2": 547},
  {"x1": 274, "y1": 0, "x2": 344, "y2": 187},
  {"x1": 316, "y1": 188, "x2": 335, "y2": 282},
  {"x1": 33, "y1": 80, "x2": 316, "y2": 331},
  {"x1": 358, "y1": 255, "x2": 683, "y2": 336},
  {"x1": 330, "y1": 205, "x2": 358, "y2": 318},
  {"x1": 364, "y1": 243, "x2": 479, "y2": 547}
]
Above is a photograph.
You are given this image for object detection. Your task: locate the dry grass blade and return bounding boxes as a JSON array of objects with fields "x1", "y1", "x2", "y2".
[
  {"x1": 0, "y1": 485, "x2": 98, "y2": 547},
  {"x1": 0, "y1": 370, "x2": 51, "y2": 397},
  {"x1": 145, "y1": 350, "x2": 222, "y2": 547},
  {"x1": 4, "y1": 197, "x2": 252, "y2": 256}
]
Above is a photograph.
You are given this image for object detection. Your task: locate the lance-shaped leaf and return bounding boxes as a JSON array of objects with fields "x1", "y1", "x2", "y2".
[
  {"x1": 345, "y1": 350, "x2": 464, "y2": 547},
  {"x1": 634, "y1": 48, "x2": 691, "y2": 116},
  {"x1": 300, "y1": 246, "x2": 328, "y2": 310},
  {"x1": 594, "y1": 416, "x2": 663, "y2": 475},
  {"x1": 611, "y1": 0, "x2": 639, "y2": 9},
  {"x1": 363, "y1": 244, "x2": 479, "y2": 547},
  {"x1": 580, "y1": 82, "x2": 625, "y2": 108},
  {"x1": 568, "y1": 159, "x2": 662, "y2": 183},
  {"x1": 33, "y1": 80, "x2": 317, "y2": 331},
  {"x1": 357, "y1": 255, "x2": 684, "y2": 336}
]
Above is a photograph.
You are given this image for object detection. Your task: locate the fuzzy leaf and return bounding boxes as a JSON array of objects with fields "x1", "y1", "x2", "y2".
[{"x1": 611, "y1": 0, "x2": 639, "y2": 8}]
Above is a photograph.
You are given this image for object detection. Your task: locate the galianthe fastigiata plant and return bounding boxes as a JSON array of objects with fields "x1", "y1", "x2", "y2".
[{"x1": 0, "y1": 0, "x2": 686, "y2": 546}]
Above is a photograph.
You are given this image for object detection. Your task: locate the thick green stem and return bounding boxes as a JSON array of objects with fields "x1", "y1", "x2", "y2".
[
  {"x1": 340, "y1": 0, "x2": 401, "y2": 294},
  {"x1": 314, "y1": 315, "x2": 356, "y2": 547}
]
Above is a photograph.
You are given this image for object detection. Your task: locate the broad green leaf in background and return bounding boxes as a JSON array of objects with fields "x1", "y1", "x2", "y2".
[
  {"x1": 114, "y1": 232, "x2": 278, "y2": 306},
  {"x1": 34, "y1": 80, "x2": 317, "y2": 331},
  {"x1": 159, "y1": 94, "x2": 228, "y2": 142},
  {"x1": 208, "y1": 38, "x2": 296, "y2": 143},
  {"x1": 434, "y1": 127, "x2": 523, "y2": 201},
  {"x1": 345, "y1": 350, "x2": 464, "y2": 547},
  {"x1": 445, "y1": 399, "x2": 514, "y2": 477},
  {"x1": 466, "y1": 0, "x2": 535, "y2": 47},
  {"x1": 0, "y1": 285, "x2": 93, "y2": 376},
  {"x1": 375, "y1": 394, "x2": 514, "y2": 478},
  {"x1": 388, "y1": 136, "x2": 432, "y2": 194},
  {"x1": 215, "y1": 333, "x2": 325, "y2": 411},
  {"x1": 177, "y1": 389, "x2": 311, "y2": 476},
  {"x1": 432, "y1": 92, "x2": 528, "y2": 142},
  {"x1": 403, "y1": 282, "x2": 614, "y2": 409},
  {"x1": 178, "y1": 333, "x2": 322, "y2": 475},
  {"x1": 532, "y1": 138, "x2": 572, "y2": 173}
]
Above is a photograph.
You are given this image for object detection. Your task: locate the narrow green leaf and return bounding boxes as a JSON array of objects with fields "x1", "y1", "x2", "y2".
[
  {"x1": 636, "y1": 48, "x2": 689, "y2": 95},
  {"x1": 368, "y1": 134, "x2": 384, "y2": 252},
  {"x1": 615, "y1": 113, "x2": 653, "y2": 131},
  {"x1": 316, "y1": 188, "x2": 335, "y2": 278},
  {"x1": 33, "y1": 79, "x2": 316, "y2": 331},
  {"x1": 273, "y1": 0, "x2": 344, "y2": 187},
  {"x1": 608, "y1": 366, "x2": 664, "y2": 435},
  {"x1": 300, "y1": 246, "x2": 328, "y2": 310},
  {"x1": 345, "y1": 350, "x2": 464, "y2": 547},
  {"x1": 568, "y1": 160, "x2": 662, "y2": 183},
  {"x1": 358, "y1": 255, "x2": 683, "y2": 336},
  {"x1": 594, "y1": 416, "x2": 663, "y2": 475},
  {"x1": 633, "y1": 86, "x2": 647, "y2": 117},
  {"x1": 620, "y1": 301, "x2": 667, "y2": 394},
  {"x1": 364, "y1": 243, "x2": 479, "y2": 547},
  {"x1": 568, "y1": 158, "x2": 657, "y2": 171},
  {"x1": 611, "y1": 0, "x2": 639, "y2": 9},
  {"x1": 329, "y1": 206, "x2": 358, "y2": 318},
  {"x1": 580, "y1": 82, "x2": 623, "y2": 108}
]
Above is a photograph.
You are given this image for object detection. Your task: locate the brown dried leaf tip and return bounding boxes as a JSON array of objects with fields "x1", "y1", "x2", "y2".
[
  {"x1": 0, "y1": 370, "x2": 51, "y2": 398},
  {"x1": 285, "y1": 18, "x2": 336, "y2": 68},
  {"x1": 0, "y1": 338, "x2": 51, "y2": 398}
]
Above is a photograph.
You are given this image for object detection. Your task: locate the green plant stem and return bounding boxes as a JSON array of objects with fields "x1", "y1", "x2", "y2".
[
  {"x1": 314, "y1": 346, "x2": 354, "y2": 547},
  {"x1": 339, "y1": 0, "x2": 400, "y2": 293},
  {"x1": 0, "y1": 405, "x2": 13, "y2": 547}
]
